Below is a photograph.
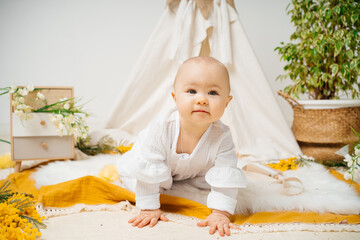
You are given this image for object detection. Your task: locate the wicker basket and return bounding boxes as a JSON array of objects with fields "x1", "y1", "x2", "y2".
[{"x1": 278, "y1": 91, "x2": 360, "y2": 163}]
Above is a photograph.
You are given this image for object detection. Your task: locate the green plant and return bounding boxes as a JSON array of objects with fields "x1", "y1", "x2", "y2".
[{"x1": 275, "y1": 0, "x2": 360, "y2": 100}]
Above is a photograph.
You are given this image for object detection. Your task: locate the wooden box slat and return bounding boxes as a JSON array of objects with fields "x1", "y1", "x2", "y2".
[{"x1": 11, "y1": 87, "x2": 73, "y2": 112}]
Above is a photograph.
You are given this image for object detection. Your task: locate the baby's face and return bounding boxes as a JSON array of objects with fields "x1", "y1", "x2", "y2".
[{"x1": 172, "y1": 61, "x2": 232, "y2": 127}]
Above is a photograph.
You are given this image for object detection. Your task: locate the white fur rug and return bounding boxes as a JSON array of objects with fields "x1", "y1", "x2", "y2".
[{"x1": 29, "y1": 154, "x2": 360, "y2": 215}]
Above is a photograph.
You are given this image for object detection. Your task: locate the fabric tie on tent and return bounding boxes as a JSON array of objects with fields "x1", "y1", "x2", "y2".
[
  {"x1": 167, "y1": 0, "x2": 237, "y2": 19},
  {"x1": 169, "y1": 0, "x2": 234, "y2": 65}
]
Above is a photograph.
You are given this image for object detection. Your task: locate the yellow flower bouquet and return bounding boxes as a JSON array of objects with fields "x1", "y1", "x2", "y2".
[{"x1": 0, "y1": 180, "x2": 46, "y2": 240}]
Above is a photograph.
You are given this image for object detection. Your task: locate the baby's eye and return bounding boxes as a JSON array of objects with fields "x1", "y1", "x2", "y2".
[
  {"x1": 188, "y1": 90, "x2": 196, "y2": 94},
  {"x1": 208, "y1": 91, "x2": 218, "y2": 95}
]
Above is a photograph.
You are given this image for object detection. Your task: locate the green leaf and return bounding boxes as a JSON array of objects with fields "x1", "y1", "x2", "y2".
[
  {"x1": 330, "y1": 64, "x2": 339, "y2": 75},
  {"x1": 312, "y1": 48, "x2": 317, "y2": 57},
  {"x1": 333, "y1": 6, "x2": 340, "y2": 15},
  {"x1": 351, "y1": 128, "x2": 360, "y2": 139},
  {"x1": 325, "y1": 8, "x2": 332, "y2": 19},
  {"x1": 322, "y1": 73, "x2": 330, "y2": 82},
  {"x1": 334, "y1": 41, "x2": 344, "y2": 56},
  {"x1": 356, "y1": 63, "x2": 360, "y2": 74},
  {"x1": 344, "y1": 38, "x2": 350, "y2": 46},
  {"x1": 0, "y1": 88, "x2": 10, "y2": 96},
  {"x1": 352, "y1": 29, "x2": 358, "y2": 38},
  {"x1": 0, "y1": 180, "x2": 11, "y2": 192},
  {"x1": 346, "y1": 50, "x2": 354, "y2": 59},
  {"x1": 340, "y1": 68, "x2": 346, "y2": 78},
  {"x1": 20, "y1": 215, "x2": 47, "y2": 230},
  {"x1": 350, "y1": 59, "x2": 356, "y2": 69},
  {"x1": 351, "y1": 14, "x2": 358, "y2": 23},
  {"x1": 341, "y1": 15, "x2": 347, "y2": 25},
  {"x1": 346, "y1": 32, "x2": 352, "y2": 40},
  {"x1": 336, "y1": 29, "x2": 345, "y2": 38},
  {"x1": 306, "y1": 12, "x2": 313, "y2": 20},
  {"x1": 284, "y1": 85, "x2": 292, "y2": 94},
  {"x1": 301, "y1": 31, "x2": 307, "y2": 39},
  {"x1": 0, "y1": 139, "x2": 11, "y2": 144},
  {"x1": 309, "y1": 77, "x2": 317, "y2": 87}
]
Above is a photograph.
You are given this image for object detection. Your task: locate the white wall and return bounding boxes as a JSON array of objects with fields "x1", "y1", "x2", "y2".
[{"x1": 0, "y1": 0, "x2": 294, "y2": 135}]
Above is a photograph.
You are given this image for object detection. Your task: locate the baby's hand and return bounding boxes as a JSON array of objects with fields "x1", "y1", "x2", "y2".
[
  {"x1": 128, "y1": 209, "x2": 168, "y2": 228},
  {"x1": 197, "y1": 209, "x2": 239, "y2": 236}
]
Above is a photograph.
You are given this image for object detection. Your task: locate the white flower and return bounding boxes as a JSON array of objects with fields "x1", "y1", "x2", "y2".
[
  {"x1": 16, "y1": 104, "x2": 25, "y2": 110},
  {"x1": 9, "y1": 85, "x2": 17, "y2": 93},
  {"x1": 60, "y1": 97, "x2": 68, "y2": 102},
  {"x1": 18, "y1": 97, "x2": 24, "y2": 104},
  {"x1": 300, "y1": 155, "x2": 315, "y2": 161},
  {"x1": 25, "y1": 113, "x2": 34, "y2": 120},
  {"x1": 81, "y1": 132, "x2": 88, "y2": 139},
  {"x1": 14, "y1": 110, "x2": 25, "y2": 120},
  {"x1": 58, "y1": 123, "x2": 65, "y2": 130},
  {"x1": 56, "y1": 114, "x2": 64, "y2": 121},
  {"x1": 37, "y1": 92, "x2": 46, "y2": 100},
  {"x1": 64, "y1": 103, "x2": 70, "y2": 110},
  {"x1": 26, "y1": 85, "x2": 34, "y2": 92},
  {"x1": 70, "y1": 127, "x2": 79, "y2": 135},
  {"x1": 64, "y1": 115, "x2": 75, "y2": 124},
  {"x1": 49, "y1": 115, "x2": 60, "y2": 126},
  {"x1": 56, "y1": 128, "x2": 64, "y2": 137},
  {"x1": 355, "y1": 146, "x2": 360, "y2": 156},
  {"x1": 18, "y1": 88, "x2": 29, "y2": 96},
  {"x1": 344, "y1": 171, "x2": 352, "y2": 180},
  {"x1": 24, "y1": 106, "x2": 32, "y2": 113},
  {"x1": 344, "y1": 154, "x2": 352, "y2": 163}
]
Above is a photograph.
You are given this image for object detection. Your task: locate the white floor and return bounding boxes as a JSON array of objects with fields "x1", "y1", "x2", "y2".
[{"x1": 39, "y1": 211, "x2": 360, "y2": 240}]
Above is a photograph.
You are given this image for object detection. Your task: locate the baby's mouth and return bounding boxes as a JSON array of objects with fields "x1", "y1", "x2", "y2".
[{"x1": 192, "y1": 110, "x2": 210, "y2": 114}]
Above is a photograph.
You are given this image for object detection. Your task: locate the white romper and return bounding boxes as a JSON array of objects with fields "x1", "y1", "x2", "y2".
[{"x1": 117, "y1": 108, "x2": 247, "y2": 214}]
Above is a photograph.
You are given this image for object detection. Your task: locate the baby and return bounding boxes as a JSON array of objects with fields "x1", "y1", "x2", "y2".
[{"x1": 116, "y1": 56, "x2": 247, "y2": 236}]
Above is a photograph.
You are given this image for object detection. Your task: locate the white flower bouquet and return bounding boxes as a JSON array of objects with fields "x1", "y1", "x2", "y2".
[
  {"x1": 343, "y1": 129, "x2": 360, "y2": 183},
  {"x1": 1, "y1": 85, "x2": 89, "y2": 143}
]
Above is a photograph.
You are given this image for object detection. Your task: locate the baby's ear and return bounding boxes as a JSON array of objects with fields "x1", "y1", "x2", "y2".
[
  {"x1": 171, "y1": 91, "x2": 176, "y2": 101},
  {"x1": 226, "y1": 95, "x2": 233, "y2": 107}
]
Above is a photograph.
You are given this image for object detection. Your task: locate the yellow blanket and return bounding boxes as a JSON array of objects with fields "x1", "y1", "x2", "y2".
[{"x1": 2, "y1": 169, "x2": 360, "y2": 225}]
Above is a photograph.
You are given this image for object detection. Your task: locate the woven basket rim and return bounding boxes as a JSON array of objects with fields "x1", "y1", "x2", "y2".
[{"x1": 297, "y1": 99, "x2": 360, "y2": 109}]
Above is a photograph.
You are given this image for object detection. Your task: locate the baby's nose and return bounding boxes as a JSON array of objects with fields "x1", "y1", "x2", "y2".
[{"x1": 196, "y1": 96, "x2": 208, "y2": 105}]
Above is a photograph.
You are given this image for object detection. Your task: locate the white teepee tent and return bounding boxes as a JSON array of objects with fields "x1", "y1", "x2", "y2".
[{"x1": 105, "y1": 0, "x2": 301, "y2": 162}]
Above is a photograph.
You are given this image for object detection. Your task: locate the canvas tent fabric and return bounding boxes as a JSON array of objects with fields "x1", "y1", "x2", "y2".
[{"x1": 105, "y1": 0, "x2": 301, "y2": 162}]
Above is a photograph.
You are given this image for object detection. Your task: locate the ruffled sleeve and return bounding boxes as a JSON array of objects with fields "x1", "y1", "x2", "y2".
[
  {"x1": 124, "y1": 116, "x2": 172, "y2": 184},
  {"x1": 118, "y1": 113, "x2": 173, "y2": 210},
  {"x1": 125, "y1": 156, "x2": 170, "y2": 184},
  {"x1": 205, "y1": 166, "x2": 247, "y2": 214},
  {"x1": 205, "y1": 124, "x2": 248, "y2": 214},
  {"x1": 205, "y1": 166, "x2": 247, "y2": 188}
]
